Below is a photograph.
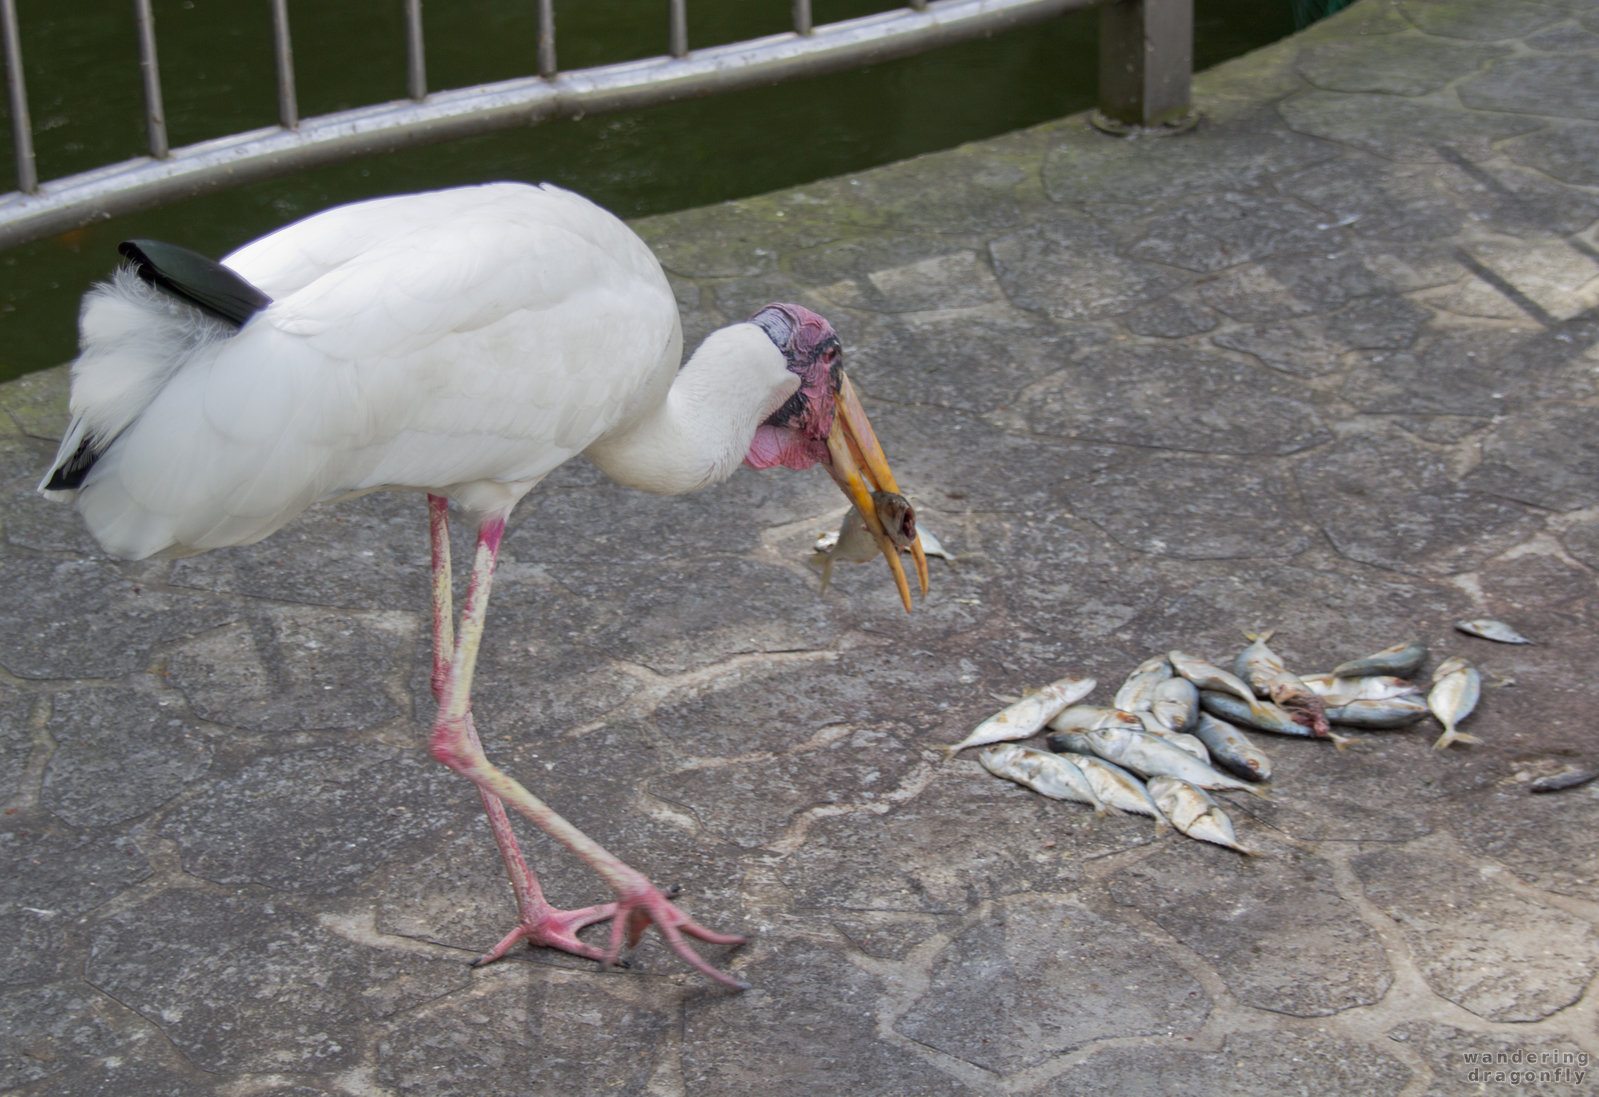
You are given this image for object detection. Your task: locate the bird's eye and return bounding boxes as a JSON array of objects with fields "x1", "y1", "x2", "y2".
[{"x1": 822, "y1": 346, "x2": 840, "y2": 365}]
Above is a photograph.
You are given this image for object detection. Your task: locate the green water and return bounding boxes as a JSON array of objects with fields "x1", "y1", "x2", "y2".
[{"x1": 0, "y1": 1, "x2": 1295, "y2": 381}]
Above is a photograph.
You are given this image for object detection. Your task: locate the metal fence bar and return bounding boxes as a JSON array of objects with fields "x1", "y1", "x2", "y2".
[
  {"x1": 669, "y1": 0, "x2": 689, "y2": 59},
  {"x1": 271, "y1": 0, "x2": 298, "y2": 129},
  {"x1": 0, "y1": 0, "x2": 1185, "y2": 252},
  {"x1": 405, "y1": 0, "x2": 427, "y2": 100},
  {"x1": 132, "y1": 0, "x2": 168, "y2": 159},
  {"x1": 0, "y1": 0, "x2": 35, "y2": 194},
  {"x1": 537, "y1": 0, "x2": 556, "y2": 77},
  {"x1": 794, "y1": 0, "x2": 814, "y2": 36}
]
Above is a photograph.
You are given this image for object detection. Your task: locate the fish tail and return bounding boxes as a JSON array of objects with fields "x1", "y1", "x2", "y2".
[
  {"x1": 1329, "y1": 732, "x2": 1355, "y2": 752},
  {"x1": 938, "y1": 744, "x2": 961, "y2": 762},
  {"x1": 1243, "y1": 785, "x2": 1274, "y2": 802},
  {"x1": 1153, "y1": 819, "x2": 1172, "y2": 837},
  {"x1": 1432, "y1": 728, "x2": 1483, "y2": 750},
  {"x1": 1242, "y1": 629, "x2": 1275, "y2": 643}
]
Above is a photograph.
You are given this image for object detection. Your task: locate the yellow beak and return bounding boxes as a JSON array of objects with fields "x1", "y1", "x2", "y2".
[{"x1": 823, "y1": 373, "x2": 930, "y2": 612}]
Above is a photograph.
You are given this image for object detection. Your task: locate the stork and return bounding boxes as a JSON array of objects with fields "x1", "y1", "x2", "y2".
[{"x1": 38, "y1": 182, "x2": 928, "y2": 989}]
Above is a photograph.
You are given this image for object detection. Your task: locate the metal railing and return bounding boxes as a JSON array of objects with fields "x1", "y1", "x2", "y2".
[{"x1": 0, "y1": 0, "x2": 1191, "y2": 253}]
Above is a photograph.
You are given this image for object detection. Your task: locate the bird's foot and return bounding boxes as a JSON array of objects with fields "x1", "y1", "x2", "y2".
[
  {"x1": 469, "y1": 900, "x2": 619, "y2": 967},
  {"x1": 605, "y1": 880, "x2": 750, "y2": 990}
]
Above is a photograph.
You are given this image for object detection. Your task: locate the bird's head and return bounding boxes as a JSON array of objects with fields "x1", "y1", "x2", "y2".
[{"x1": 743, "y1": 302, "x2": 928, "y2": 611}]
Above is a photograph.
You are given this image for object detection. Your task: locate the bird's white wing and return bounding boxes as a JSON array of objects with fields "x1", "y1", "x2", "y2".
[{"x1": 74, "y1": 184, "x2": 682, "y2": 558}]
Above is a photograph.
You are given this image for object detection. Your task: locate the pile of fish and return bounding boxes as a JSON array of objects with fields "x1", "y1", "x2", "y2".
[{"x1": 939, "y1": 631, "x2": 1495, "y2": 855}]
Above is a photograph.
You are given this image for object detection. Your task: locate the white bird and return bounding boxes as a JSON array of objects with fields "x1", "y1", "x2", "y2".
[{"x1": 39, "y1": 182, "x2": 929, "y2": 989}]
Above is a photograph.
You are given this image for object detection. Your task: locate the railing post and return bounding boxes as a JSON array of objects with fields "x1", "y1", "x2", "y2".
[
  {"x1": 0, "y1": 0, "x2": 36, "y2": 193},
  {"x1": 405, "y1": 0, "x2": 426, "y2": 101},
  {"x1": 271, "y1": 0, "x2": 298, "y2": 129},
  {"x1": 537, "y1": 0, "x2": 556, "y2": 77},
  {"x1": 132, "y1": 0, "x2": 169, "y2": 158},
  {"x1": 1093, "y1": 0, "x2": 1194, "y2": 134},
  {"x1": 669, "y1": 0, "x2": 688, "y2": 59}
]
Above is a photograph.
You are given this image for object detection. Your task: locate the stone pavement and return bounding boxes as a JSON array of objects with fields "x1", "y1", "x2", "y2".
[{"x1": 4, "y1": 0, "x2": 1599, "y2": 1093}]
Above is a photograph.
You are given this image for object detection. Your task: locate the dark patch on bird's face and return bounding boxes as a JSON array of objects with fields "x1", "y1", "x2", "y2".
[{"x1": 749, "y1": 303, "x2": 842, "y2": 438}]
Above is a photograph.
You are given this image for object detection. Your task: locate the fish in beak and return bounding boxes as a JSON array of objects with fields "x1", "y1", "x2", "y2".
[{"x1": 823, "y1": 373, "x2": 929, "y2": 612}]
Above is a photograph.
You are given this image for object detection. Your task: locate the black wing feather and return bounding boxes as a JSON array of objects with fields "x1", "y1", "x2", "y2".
[{"x1": 118, "y1": 238, "x2": 272, "y2": 328}]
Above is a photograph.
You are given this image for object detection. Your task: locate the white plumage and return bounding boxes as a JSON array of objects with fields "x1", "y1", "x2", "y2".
[
  {"x1": 39, "y1": 181, "x2": 925, "y2": 989},
  {"x1": 46, "y1": 183, "x2": 798, "y2": 556}
]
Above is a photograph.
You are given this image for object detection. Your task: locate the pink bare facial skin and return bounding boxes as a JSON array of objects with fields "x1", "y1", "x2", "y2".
[{"x1": 743, "y1": 302, "x2": 842, "y2": 472}]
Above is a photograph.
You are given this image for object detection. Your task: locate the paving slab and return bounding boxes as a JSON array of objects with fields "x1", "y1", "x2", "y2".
[{"x1": 3, "y1": 0, "x2": 1598, "y2": 1093}]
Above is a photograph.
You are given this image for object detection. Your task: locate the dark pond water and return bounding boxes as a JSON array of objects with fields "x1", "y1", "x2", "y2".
[{"x1": 0, "y1": 1, "x2": 1297, "y2": 381}]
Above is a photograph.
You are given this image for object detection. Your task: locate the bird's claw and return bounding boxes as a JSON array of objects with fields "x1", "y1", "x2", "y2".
[
  {"x1": 601, "y1": 880, "x2": 749, "y2": 990},
  {"x1": 469, "y1": 900, "x2": 619, "y2": 967}
]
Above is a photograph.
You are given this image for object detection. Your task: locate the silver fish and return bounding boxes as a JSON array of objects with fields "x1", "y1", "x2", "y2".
[
  {"x1": 825, "y1": 516, "x2": 945, "y2": 560},
  {"x1": 1330, "y1": 640, "x2": 1427, "y2": 679},
  {"x1": 1079, "y1": 726, "x2": 1269, "y2": 798},
  {"x1": 1168, "y1": 650, "x2": 1268, "y2": 715},
  {"x1": 1055, "y1": 752, "x2": 1170, "y2": 830},
  {"x1": 1134, "y1": 711, "x2": 1210, "y2": 762},
  {"x1": 1324, "y1": 696, "x2": 1430, "y2": 729},
  {"x1": 1113, "y1": 655, "x2": 1173, "y2": 713},
  {"x1": 817, "y1": 491, "x2": 925, "y2": 593},
  {"x1": 1233, "y1": 631, "x2": 1330, "y2": 738},
  {"x1": 940, "y1": 675, "x2": 1097, "y2": 759},
  {"x1": 1455, "y1": 618, "x2": 1534, "y2": 645},
  {"x1": 1046, "y1": 704, "x2": 1144, "y2": 735},
  {"x1": 1529, "y1": 765, "x2": 1599, "y2": 793},
  {"x1": 1191, "y1": 712, "x2": 1272, "y2": 782},
  {"x1": 1150, "y1": 676, "x2": 1200, "y2": 734},
  {"x1": 978, "y1": 744, "x2": 1106, "y2": 812},
  {"x1": 1198, "y1": 691, "x2": 1353, "y2": 750},
  {"x1": 1301, "y1": 673, "x2": 1421, "y2": 706},
  {"x1": 1045, "y1": 728, "x2": 1094, "y2": 755},
  {"x1": 1428, "y1": 656, "x2": 1482, "y2": 750},
  {"x1": 1147, "y1": 776, "x2": 1257, "y2": 855}
]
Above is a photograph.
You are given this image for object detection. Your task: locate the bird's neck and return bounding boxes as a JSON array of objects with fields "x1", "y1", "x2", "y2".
[{"x1": 583, "y1": 323, "x2": 798, "y2": 495}]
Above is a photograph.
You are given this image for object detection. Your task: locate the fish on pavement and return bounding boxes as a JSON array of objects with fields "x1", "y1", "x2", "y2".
[
  {"x1": 1150, "y1": 675, "x2": 1200, "y2": 734},
  {"x1": 1078, "y1": 726, "x2": 1270, "y2": 798},
  {"x1": 1330, "y1": 640, "x2": 1427, "y2": 679},
  {"x1": 1114, "y1": 655, "x2": 1173, "y2": 713},
  {"x1": 1046, "y1": 704, "x2": 1145, "y2": 735},
  {"x1": 1234, "y1": 630, "x2": 1330, "y2": 737},
  {"x1": 1428, "y1": 656, "x2": 1482, "y2": 750},
  {"x1": 1529, "y1": 765, "x2": 1599, "y2": 793},
  {"x1": 1455, "y1": 618, "x2": 1534, "y2": 645},
  {"x1": 1191, "y1": 711, "x2": 1272, "y2": 782},
  {"x1": 1324, "y1": 696, "x2": 1430, "y2": 729},
  {"x1": 1146, "y1": 776, "x2": 1257, "y2": 855},
  {"x1": 1133, "y1": 710, "x2": 1211, "y2": 762},
  {"x1": 939, "y1": 676, "x2": 1097, "y2": 759},
  {"x1": 979, "y1": 744, "x2": 1106, "y2": 812},
  {"x1": 1168, "y1": 650, "x2": 1271, "y2": 717},
  {"x1": 1302, "y1": 673, "x2": 1421, "y2": 706},
  {"x1": 1198, "y1": 690, "x2": 1354, "y2": 750},
  {"x1": 1055, "y1": 752, "x2": 1170, "y2": 831}
]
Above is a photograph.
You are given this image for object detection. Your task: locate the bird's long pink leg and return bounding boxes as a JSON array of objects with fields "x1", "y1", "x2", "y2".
[
  {"x1": 426, "y1": 496, "x2": 615, "y2": 964},
  {"x1": 427, "y1": 502, "x2": 747, "y2": 988}
]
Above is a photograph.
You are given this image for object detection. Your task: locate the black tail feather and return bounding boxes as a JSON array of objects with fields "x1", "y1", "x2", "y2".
[
  {"x1": 118, "y1": 239, "x2": 272, "y2": 328},
  {"x1": 43, "y1": 431, "x2": 104, "y2": 492}
]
